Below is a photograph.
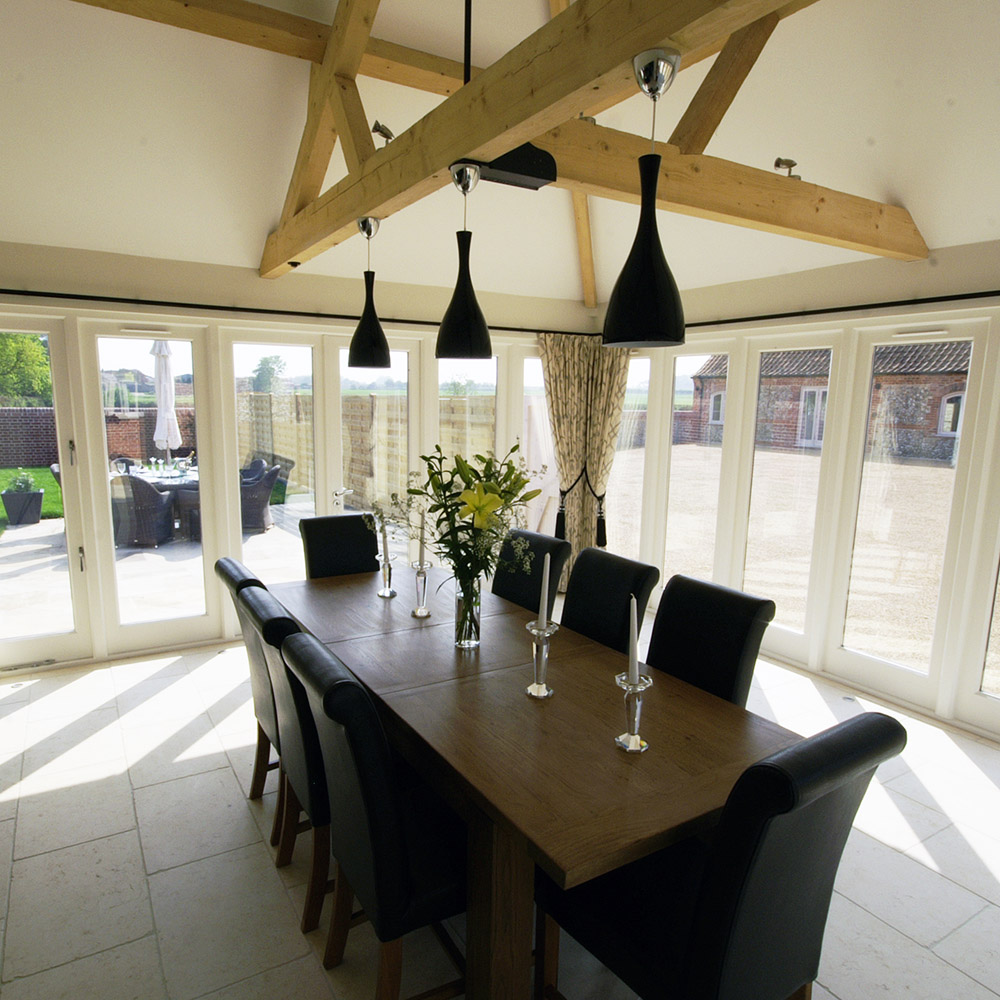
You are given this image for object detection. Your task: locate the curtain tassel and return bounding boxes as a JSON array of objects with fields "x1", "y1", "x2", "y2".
[
  {"x1": 555, "y1": 490, "x2": 567, "y2": 540},
  {"x1": 595, "y1": 494, "x2": 607, "y2": 548}
]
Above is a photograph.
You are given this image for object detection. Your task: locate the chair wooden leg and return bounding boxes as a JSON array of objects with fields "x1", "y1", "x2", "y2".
[
  {"x1": 787, "y1": 985, "x2": 812, "y2": 1000},
  {"x1": 301, "y1": 823, "x2": 331, "y2": 933},
  {"x1": 375, "y1": 938, "x2": 403, "y2": 1000},
  {"x1": 270, "y1": 768, "x2": 286, "y2": 847},
  {"x1": 534, "y1": 907, "x2": 560, "y2": 1000},
  {"x1": 248, "y1": 723, "x2": 271, "y2": 800},
  {"x1": 275, "y1": 779, "x2": 303, "y2": 868},
  {"x1": 324, "y1": 867, "x2": 355, "y2": 969}
]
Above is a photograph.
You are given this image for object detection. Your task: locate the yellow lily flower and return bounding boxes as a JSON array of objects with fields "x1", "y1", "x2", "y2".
[{"x1": 458, "y1": 482, "x2": 504, "y2": 529}]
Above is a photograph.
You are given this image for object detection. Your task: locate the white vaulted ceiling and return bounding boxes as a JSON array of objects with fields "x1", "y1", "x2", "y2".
[{"x1": 1, "y1": 0, "x2": 998, "y2": 313}]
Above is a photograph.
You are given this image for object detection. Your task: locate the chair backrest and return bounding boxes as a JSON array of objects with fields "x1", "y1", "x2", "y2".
[
  {"x1": 299, "y1": 514, "x2": 379, "y2": 579},
  {"x1": 214, "y1": 559, "x2": 276, "y2": 747},
  {"x1": 241, "y1": 464, "x2": 280, "y2": 501},
  {"x1": 646, "y1": 575, "x2": 775, "y2": 708},
  {"x1": 50, "y1": 463, "x2": 61, "y2": 486},
  {"x1": 282, "y1": 631, "x2": 409, "y2": 939},
  {"x1": 491, "y1": 529, "x2": 571, "y2": 617},
  {"x1": 560, "y1": 547, "x2": 659, "y2": 653},
  {"x1": 684, "y1": 712, "x2": 907, "y2": 1000},
  {"x1": 238, "y1": 587, "x2": 329, "y2": 827},
  {"x1": 240, "y1": 458, "x2": 267, "y2": 482}
]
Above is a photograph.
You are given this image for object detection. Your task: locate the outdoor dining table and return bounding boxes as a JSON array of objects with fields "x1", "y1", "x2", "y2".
[{"x1": 270, "y1": 569, "x2": 799, "y2": 1000}]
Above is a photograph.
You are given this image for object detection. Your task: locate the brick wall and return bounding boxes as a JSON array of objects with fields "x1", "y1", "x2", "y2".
[{"x1": 0, "y1": 408, "x2": 58, "y2": 466}]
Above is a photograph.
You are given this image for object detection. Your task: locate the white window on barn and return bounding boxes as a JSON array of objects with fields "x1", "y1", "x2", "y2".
[
  {"x1": 939, "y1": 392, "x2": 964, "y2": 436},
  {"x1": 709, "y1": 390, "x2": 726, "y2": 424}
]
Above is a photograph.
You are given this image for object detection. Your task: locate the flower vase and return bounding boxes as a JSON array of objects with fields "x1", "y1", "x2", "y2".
[{"x1": 454, "y1": 574, "x2": 482, "y2": 649}]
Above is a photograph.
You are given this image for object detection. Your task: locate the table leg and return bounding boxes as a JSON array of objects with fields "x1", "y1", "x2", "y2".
[{"x1": 466, "y1": 813, "x2": 535, "y2": 1000}]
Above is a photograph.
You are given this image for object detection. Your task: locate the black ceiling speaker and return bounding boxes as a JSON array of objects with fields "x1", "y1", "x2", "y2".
[
  {"x1": 603, "y1": 48, "x2": 686, "y2": 349},
  {"x1": 348, "y1": 217, "x2": 391, "y2": 368},
  {"x1": 477, "y1": 142, "x2": 556, "y2": 190}
]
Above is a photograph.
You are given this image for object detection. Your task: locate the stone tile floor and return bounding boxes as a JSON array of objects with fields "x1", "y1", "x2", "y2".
[{"x1": 0, "y1": 642, "x2": 998, "y2": 999}]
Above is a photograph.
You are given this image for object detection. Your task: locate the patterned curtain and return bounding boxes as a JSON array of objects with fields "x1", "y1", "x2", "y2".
[{"x1": 538, "y1": 333, "x2": 629, "y2": 585}]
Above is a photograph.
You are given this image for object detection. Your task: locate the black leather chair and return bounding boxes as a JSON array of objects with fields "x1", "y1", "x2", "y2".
[
  {"x1": 238, "y1": 586, "x2": 332, "y2": 933},
  {"x1": 299, "y1": 514, "x2": 379, "y2": 579},
  {"x1": 535, "y1": 712, "x2": 907, "y2": 1000},
  {"x1": 560, "y1": 548, "x2": 659, "y2": 654},
  {"x1": 214, "y1": 558, "x2": 277, "y2": 802},
  {"x1": 491, "y1": 529, "x2": 571, "y2": 618},
  {"x1": 110, "y1": 474, "x2": 174, "y2": 547},
  {"x1": 282, "y1": 630, "x2": 466, "y2": 1000},
  {"x1": 646, "y1": 575, "x2": 776, "y2": 708},
  {"x1": 240, "y1": 464, "x2": 280, "y2": 532}
]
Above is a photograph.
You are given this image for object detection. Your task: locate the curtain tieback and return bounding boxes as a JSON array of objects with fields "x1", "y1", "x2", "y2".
[{"x1": 555, "y1": 466, "x2": 608, "y2": 548}]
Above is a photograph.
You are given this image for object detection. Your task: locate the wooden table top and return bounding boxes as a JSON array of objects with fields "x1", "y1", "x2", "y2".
[{"x1": 271, "y1": 572, "x2": 800, "y2": 890}]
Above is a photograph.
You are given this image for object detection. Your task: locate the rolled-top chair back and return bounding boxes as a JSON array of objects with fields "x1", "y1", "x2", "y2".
[
  {"x1": 491, "y1": 529, "x2": 571, "y2": 618},
  {"x1": 299, "y1": 514, "x2": 379, "y2": 579}
]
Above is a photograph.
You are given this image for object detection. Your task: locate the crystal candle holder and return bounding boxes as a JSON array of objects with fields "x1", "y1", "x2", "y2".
[
  {"x1": 614, "y1": 672, "x2": 653, "y2": 752},
  {"x1": 411, "y1": 560, "x2": 432, "y2": 617},
  {"x1": 525, "y1": 621, "x2": 559, "y2": 699},
  {"x1": 377, "y1": 553, "x2": 396, "y2": 598}
]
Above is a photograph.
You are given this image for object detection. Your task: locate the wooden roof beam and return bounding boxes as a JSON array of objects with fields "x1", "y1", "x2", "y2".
[
  {"x1": 278, "y1": 0, "x2": 380, "y2": 225},
  {"x1": 669, "y1": 12, "x2": 779, "y2": 154},
  {"x1": 260, "y1": 0, "x2": 807, "y2": 277},
  {"x1": 534, "y1": 119, "x2": 929, "y2": 261}
]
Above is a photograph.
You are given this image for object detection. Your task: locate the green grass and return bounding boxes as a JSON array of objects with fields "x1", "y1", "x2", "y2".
[{"x1": 0, "y1": 466, "x2": 63, "y2": 535}]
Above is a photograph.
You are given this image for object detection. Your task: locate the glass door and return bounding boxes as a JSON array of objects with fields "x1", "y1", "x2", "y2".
[{"x1": 0, "y1": 320, "x2": 92, "y2": 667}]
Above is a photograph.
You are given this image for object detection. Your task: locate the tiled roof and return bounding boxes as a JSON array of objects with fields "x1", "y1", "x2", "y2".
[{"x1": 692, "y1": 342, "x2": 971, "y2": 380}]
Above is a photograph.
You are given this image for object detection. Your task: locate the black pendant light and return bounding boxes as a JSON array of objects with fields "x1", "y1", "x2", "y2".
[
  {"x1": 348, "y1": 217, "x2": 391, "y2": 368},
  {"x1": 435, "y1": 162, "x2": 492, "y2": 359},
  {"x1": 603, "y1": 48, "x2": 686, "y2": 349}
]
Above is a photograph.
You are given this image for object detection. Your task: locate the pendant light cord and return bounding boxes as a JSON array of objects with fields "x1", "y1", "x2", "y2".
[
  {"x1": 650, "y1": 99, "x2": 657, "y2": 153},
  {"x1": 367, "y1": 237, "x2": 371, "y2": 270},
  {"x1": 463, "y1": 193, "x2": 468, "y2": 231}
]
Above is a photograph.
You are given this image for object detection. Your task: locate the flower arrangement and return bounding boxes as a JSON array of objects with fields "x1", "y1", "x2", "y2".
[
  {"x1": 407, "y1": 444, "x2": 541, "y2": 646},
  {"x1": 4, "y1": 468, "x2": 37, "y2": 493}
]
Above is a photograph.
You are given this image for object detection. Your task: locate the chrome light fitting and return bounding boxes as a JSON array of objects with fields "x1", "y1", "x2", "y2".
[
  {"x1": 435, "y1": 161, "x2": 491, "y2": 359},
  {"x1": 348, "y1": 217, "x2": 391, "y2": 368},
  {"x1": 602, "y1": 47, "x2": 685, "y2": 349}
]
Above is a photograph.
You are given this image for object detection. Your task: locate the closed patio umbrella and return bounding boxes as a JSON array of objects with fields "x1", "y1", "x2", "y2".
[{"x1": 150, "y1": 340, "x2": 182, "y2": 458}]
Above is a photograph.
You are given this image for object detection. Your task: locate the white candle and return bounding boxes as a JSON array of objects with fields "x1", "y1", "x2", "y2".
[
  {"x1": 418, "y1": 513, "x2": 426, "y2": 565},
  {"x1": 538, "y1": 552, "x2": 550, "y2": 629},
  {"x1": 628, "y1": 594, "x2": 639, "y2": 685},
  {"x1": 381, "y1": 520, "x2": 389, "y2": 561}
]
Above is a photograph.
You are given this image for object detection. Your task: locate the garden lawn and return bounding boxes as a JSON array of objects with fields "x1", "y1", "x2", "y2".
[{"x1": 0, "y1": 466, "x2": 63, "y2": 535}]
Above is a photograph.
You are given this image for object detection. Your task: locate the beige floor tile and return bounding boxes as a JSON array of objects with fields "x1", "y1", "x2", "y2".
[
  {"x1": 13, "y1": 765, "x2": 135, "y2": 859},
  {"x1": 0, "y1": 752, "x2": 22, "y2": 821},
  {"x1": 150, "y1": 842, "x2": 309, "y2": 1000},
  {"x1": 116, "y1": 673, "x2": 209, "y2": 730},
  {"x1": 887, "y1": 761, "x2": 1000, "y2": 839},
  {"x1": 226, "y1": 742, "x2": 279, "y2": 801},
  {"x1": 0, "y1": 937, "x2": 166, "y2": 1000},
  {"x1": 852, "y1": 777, "x2": 952, "y2": 851},
  {"x1": 135, "y1": 767, "x2": 260, "y2": 874},
  {"x1": 122, "y1": 716, "x2": 230, "y2": 788},
  {"x1": 26, "y1": 668, "x2": 116, "y2": 723},
  {"x1": 907, "y1": 822, "x2": 1000, "y2": 907},
  {"x1": 817, "y1": 894, "x2": 997, "y2": 1000},
  {"x1": 21, "y1": 707, "x2": 125, "y2": 776},
  {"x1": 198, "y1": 955, "x2": 334, "y2": 1000},
  {"x1": 934, "y1": 903, "x2": 1000, "y2": 994},
  {"x1": 835, "y1": 829, "x2": 989, "y2": 947},
  {"x1": 0, "y1": 818, "x2": 14, "y2": 915},
  {"x1": 3, "y1": 830, "x2": 152, "y2": 980},
  {"x1": 110, "y1": 653, "x2": 190, "y2": 693}
]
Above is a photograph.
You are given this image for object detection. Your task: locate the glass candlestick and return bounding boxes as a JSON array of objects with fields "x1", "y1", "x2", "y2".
[
  {"x1": 525, "y1": 621, "x2": 559, "y2": 699},
  {"x1": 411, "y1": 561, "x2": 432, "y2": 617},
  {"x1": 614, "y1": 672, "x2": 653, "y2": 752},
  {"x1": 377, "y1": 553, "x2": 396, "y2": 598}
]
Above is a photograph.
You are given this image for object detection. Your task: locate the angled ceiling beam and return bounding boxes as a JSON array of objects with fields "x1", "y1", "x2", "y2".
[
  {"x1": 278, "y1": 0, "x2": 380, "y2": 224},
  {"x1": 359, "y1": 38, "x2": 481, "y2": 96},
  {"x1": 260, "y1": 0, "x2": 806, "y2": 278},
  {"x1": 534, "y1": 119, "x2": 929, "y2": 261},
  {"x1": 669, "y1": 12, "x2": 779, "y2": 154},
  {"x1": 548, "y1": 0, "x2": 597, "y2": 308}
]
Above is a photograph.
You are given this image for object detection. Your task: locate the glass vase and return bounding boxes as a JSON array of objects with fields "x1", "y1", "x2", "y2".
[{"x1": 454, "y1": 574, "x2": 482, "y2": 649}]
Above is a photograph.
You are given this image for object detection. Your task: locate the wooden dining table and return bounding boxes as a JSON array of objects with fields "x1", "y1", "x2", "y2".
[{"x1": 270, "y1": 569, "x2": 799, "y2": 1000}]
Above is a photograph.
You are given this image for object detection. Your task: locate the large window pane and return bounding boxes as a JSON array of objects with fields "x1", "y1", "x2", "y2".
[
  {"x1": 743, "y1": 349, "x2": 831, "y2": 630},
  {"x1": 438, "y1": 358, "x2": 496, "y2": 458},
  {"x1": 235, "y1": 344, "x2": 316, "y2": 583},
  {"x1": 0, "y1": 331, "x2": 75, "y2": 640},
  {"x1": 664, "y1": 354, "x2": 728, "y2": 581},
  {"x1": 605, "y1": 358, "x2": 649, "y2": 561},
  {"x1": 100, "y1": 337, "x2": 204, "y2": 624},
  {"x1": 341, "y1": 349, "x2": 409, "y2": 509},
  {"x1": 843, "y1": 341, "x2": 970, "y2": 671},
  {"x1": 522, "y1": 358, "x2": 558, "y2": 534}
]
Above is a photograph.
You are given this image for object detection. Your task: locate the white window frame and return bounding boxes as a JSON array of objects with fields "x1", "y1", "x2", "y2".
[
  {"x1": 938, "y1": 391, "x2": 964, "y2": 436},
  {"x1": 709, "y1": 390, "x2": 726, "y2": 424}
]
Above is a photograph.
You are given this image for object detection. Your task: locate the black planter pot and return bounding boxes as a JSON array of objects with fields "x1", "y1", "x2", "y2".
[{"x1": 1, "y1": 489, "x2": 44, "y2": 525}]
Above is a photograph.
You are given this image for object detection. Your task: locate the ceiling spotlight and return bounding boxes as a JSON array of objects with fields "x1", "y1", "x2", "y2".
[
  {"x1": 372, "y1": 121, "x2": 395, "y2": 146},
  {"x1": 774, "y1": 157, "x2": 801, "y2": 179}
]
